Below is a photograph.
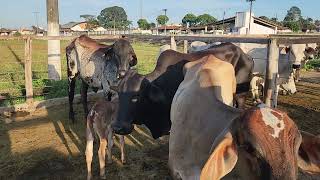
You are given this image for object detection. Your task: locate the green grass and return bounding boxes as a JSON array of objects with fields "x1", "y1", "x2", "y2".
[
  {"x1": 304, "y1": 59, "x2": 320, "y2": 70},
  {"x1": 0, "y1": 39, "x2": 161, "y2": 106}
]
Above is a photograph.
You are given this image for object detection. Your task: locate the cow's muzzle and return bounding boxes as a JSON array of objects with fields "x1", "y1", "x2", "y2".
[{"x1": 111, "y1": 121, "x2": 134, "y2": 135}]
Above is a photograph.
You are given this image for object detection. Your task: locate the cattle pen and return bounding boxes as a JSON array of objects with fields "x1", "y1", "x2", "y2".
[
  {"x1": 0, "y1": 34, "x2": 320, "y2": 179},
  {"x1": 1, "y1": 34, "x2": 319, "y2": 112}
]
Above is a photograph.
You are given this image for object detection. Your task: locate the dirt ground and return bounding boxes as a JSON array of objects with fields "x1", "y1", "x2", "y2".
[{"x1": 0, "y1": 71, "x2": 320, "y2": 180}]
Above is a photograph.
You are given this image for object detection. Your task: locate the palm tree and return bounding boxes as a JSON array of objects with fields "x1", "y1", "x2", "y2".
[{"x1": 247, "y1": 0, "x2": 256, "y2": 34}]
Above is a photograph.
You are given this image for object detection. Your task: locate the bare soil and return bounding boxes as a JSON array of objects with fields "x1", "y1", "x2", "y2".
[{"x1": 0, "y1": 71, "x2": 320, "y2": 180}]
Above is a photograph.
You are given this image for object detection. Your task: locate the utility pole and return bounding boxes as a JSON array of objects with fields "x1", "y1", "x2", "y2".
[
  {"x1": 33, "y1": 12, "x2": 39, "y2": 35},
  {"x1": 247, "y1": 0, "x2": 255, "y2": 34},
  {"x1": 163, "y1": 8, "x2": 167, "y2": 35},
  {"x1": 46, "y1": 0, "x2": 61, "y2": 80},
  {"x1": 222, "y1": 10, "x2": 226, "y2": 33},
  {"x1": 140, "y1": 0, "x2": 143, "y2": 19}
]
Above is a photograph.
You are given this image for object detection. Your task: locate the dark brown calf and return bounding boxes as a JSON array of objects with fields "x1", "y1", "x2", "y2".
[{"x1": 85, "y1": 99, "x2": 125, "y2": 180}]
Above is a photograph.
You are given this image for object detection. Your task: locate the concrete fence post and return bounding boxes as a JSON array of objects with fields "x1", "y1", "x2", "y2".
[
  {"x1": 183, "y1": 40, "x2": 188, "y2": 53},
  {"x1": 47, "y1": 0, "x2": 61, "y2": 80},
  {"x1": 24, "y1": 36, "x2": 34, "y2": 105},
  {"x1": 263, "y1": 38, "x2": 279, "y2": 108},
  {"x1": 171, "y1": 35, "x2": 177, "y2": 51}
]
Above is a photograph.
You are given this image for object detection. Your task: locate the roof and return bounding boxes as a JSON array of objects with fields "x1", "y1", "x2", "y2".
[
  {"x1": 152, "y1": 25, "x2": 182, "y2": 30},
  {"x1": 61, "y1": 22, "x2": 86, "y2": 29},
  {"x1": 201, "y1": 15, "x2": 286, "y2": 30},
  {"x1": 0, "y1": 28, "x2": 12, "y2": 33}
]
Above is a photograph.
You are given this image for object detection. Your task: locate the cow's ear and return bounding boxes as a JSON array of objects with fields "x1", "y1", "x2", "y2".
[
  {"x1": 148, "y1": 84, "x2": 167, "y2": 104},
  {"x1": 129, "y1": 53, "x2": 137, "y2": 67},
  {"x1": 201, "y1": 132, "x2": 238, "y2": 180},
  {"x1": 298, "y1": 131, "x2": 320, "y2": 174},
  {"x1": 141, "y1": 79, "x2": 166, "y2": 103}
]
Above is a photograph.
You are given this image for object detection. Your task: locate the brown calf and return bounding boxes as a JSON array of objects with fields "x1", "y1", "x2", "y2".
[{"x1": 85, "y1": 99, "x2": 125, "y2": 180}]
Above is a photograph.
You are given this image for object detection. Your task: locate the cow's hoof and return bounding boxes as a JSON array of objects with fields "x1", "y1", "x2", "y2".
[
  {"x1": 87, "y1": 174, "x2": 92, "y2": 180},
  {"x1": 100, "y1": 175, "x2": 106, "y2": 179},
  {"x1": 69, "y1": 112, "x2": 75, "y2": 123},
  {"x1": 121, "y1": 159, "x2": 126, "y2": 165}
]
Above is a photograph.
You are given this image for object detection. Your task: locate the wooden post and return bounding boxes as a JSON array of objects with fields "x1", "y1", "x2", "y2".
[
  {"x1": 24, "y1": 36, "x2": 34, "y2": 105},
  {"x1": 183, "y1": 40, "x2": 188, "y2": 53},
  {"x1": 47, "y1": 0, "x2": 61, "y2": 80},
  {"x1": 263, "y1": 38, "x2": 279, "y2": 108},
  {"x1": 171, "y1": 35, "x2": 177, "y2": 51}
]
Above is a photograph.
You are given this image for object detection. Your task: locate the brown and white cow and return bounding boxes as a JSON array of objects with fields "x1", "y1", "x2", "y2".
[
  {"x1": 66, "y1": 35, "x2": 137, "y2": 123},
  {"x1": 85, "y1": 98, "x2": 125, "y2": 180},
  {"x1": 169, "y1": 55, "x2": 320, "y2": 180}
]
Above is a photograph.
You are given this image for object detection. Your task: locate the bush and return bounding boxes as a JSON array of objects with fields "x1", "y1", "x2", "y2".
[
  {"x1": 13, "y1": 31, "x2": 22, "y2": 37},
  {"x1": 304, "y1": 59, "x2": 320, "y2": 70}
]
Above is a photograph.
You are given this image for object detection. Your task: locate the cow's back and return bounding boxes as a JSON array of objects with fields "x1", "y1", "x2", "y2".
[{"x1": 169, "y1": 55, "x2": 241, "y2": 179}]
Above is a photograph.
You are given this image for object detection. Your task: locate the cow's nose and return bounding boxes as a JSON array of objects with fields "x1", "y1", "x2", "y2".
[
  {"x1": 118, "y1": 70, "x2": 126, "y2": 79},
  {"x1": 111, "y1": 122, "x2": 133, "y2": 135}
]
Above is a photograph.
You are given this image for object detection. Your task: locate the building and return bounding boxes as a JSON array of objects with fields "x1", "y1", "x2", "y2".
[
  {"x1": 151, "y1": 25, "x2": 182, "y2": 35},
  {"x1": 19, "y1": 28, "x2": 33, "y2": 35},
  {"x1": 0, "y1": 28, "x2": 12, "y2": 36},
  {"x1": 60, "y1": 21, "x2": 108, "y2": 36},
  {"x1": 60, "y1": 22, "x2": 87, "y2": 35},
  {"x1": 188, "y1": 11, "x2": 290, "y2": 35},
  {"x1": 32, "y1": 26, "x2": 46, "y2": 36}
]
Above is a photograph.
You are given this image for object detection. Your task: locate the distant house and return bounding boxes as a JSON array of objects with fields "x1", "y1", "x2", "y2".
[
  {"x1": 19, "y1": 28, "x2": 33, "y2": 35},
  {"x1": 60, "y1": 21, "x2": 108, "y2": 35},
  {"x1": 0, "y1": 28, "x2": 12, "y2": 36},
  {"x1": 151, "y1": 25, "x2": 182, "y2": 35},
  {"x1": 60, "y1": 22, "x2": 88, "y2": 35},
  {"x1": 188, "y1": 12, "x2": 289, "y2": 35},
  {"x1": 32, "y1": 26, "x2": 46, "y2": 36}
]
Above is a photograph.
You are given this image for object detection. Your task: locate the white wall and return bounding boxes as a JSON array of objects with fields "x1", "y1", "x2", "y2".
[
  {"x1": 71, "y1": 25, "x2": 86, "y2": 32},
  {"x1": 234, "y1": 11, "x2": 276, "y2": 35},
  {"x1": 250, "y1": 23, "x2": 277, "y2": 35}
]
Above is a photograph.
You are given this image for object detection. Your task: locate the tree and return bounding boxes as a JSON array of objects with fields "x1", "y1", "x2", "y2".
[
  {"x1": 156, "y1": 15, "x2": 169, "y2": 25},
  {"x1": 137, "y1": 19, "x2": 150, "y2": 30},
  {"x1": 284, "y1": 6, "x2": 302, "y2": 22},
  {"x1": 285, "y1": 21, "x2": 300, "y2": 32},
  {"x1": 259, "y1": 16, "x2": 269, "y2": 21},
  {"x1": 300, "y1": 17, "x2": 316, "y2": 31},
  {"x1": 315, "y1": 20, "x2": 320, "y2": 26},
  {"x1": 149, "y1": 22, "x2": 156, "y2": 28},
  {"x1": 182, "y1": 13, "x2": 197, "y2": 27},
  {"x1": 80, "y1": 14, "x2": 99, "y2": 31},
  {"x1": 97, "y1": 6, "x2": 130, "y2": 29},
  {"x1": 196, "y1": 14, "x2": 217, "y2": 25}
]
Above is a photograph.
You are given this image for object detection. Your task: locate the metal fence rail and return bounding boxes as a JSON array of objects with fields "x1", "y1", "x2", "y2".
[{"x1": 0, "y1": 34, "x2": 319, "y2": 109}]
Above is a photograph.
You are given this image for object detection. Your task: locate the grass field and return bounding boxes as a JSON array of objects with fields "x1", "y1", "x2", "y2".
[{"x1": 0, "y1": 39, "x2": 161, "y2": 106}]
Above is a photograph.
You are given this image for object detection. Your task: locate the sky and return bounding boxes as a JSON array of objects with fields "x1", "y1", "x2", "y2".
[{"x1": 0, "y1": 0, "x2": 319, "y2": 29}]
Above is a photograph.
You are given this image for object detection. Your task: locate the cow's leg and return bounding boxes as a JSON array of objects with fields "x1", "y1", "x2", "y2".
[
  {"x1": 295, "y1": 68, "x2": 301, "y2": 82},
  {"x1": 85, "y1": 125, "x2": 94, "y2": 180},
  {"x1": 98, "y1": 138, "x2": 107, "y2": 179},
  {"x1": 107, "y1": 127, "x2": 114, "y2": 164},
  {"x1": 81, "y1": 80, "x2": 89, "y2": 118},
  {"x1": 120, "y1": 135, "x2": 126, "y2": 164},
  {"x1": 68, "y1": 77, "x2": 76, "y2": 123},
  {"x1": 235, "y1": 92, "x2": 247, "y2": 109}
]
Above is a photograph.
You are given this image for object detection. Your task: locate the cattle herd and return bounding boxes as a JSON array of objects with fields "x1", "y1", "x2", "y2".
[{"x1": 66, "y1": 35, "x2": 320, "y2": 180}]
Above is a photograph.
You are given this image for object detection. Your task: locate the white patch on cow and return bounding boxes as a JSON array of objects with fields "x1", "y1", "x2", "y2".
[{"x1": 258, "y1": 104, "x2": 285, "y2": 138}]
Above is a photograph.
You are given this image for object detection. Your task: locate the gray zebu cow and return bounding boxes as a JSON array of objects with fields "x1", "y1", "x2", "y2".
[
  {"x1": 66, "y1": 35, "x2": 137, "y2": 122},
  {"x1": 85, "y1": 98, "x2": 125, "y2": 180},
  {"x1": 169, "y1": 55, "x2": 320, "y2": 179}
]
